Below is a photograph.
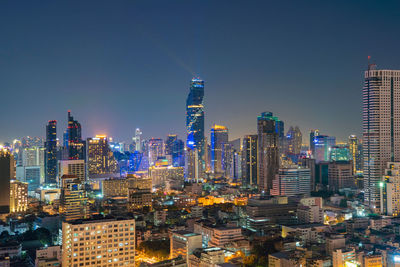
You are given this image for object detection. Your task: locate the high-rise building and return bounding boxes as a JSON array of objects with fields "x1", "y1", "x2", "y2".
[
  {"x1": 271, "y1": 167, "x2": 311, "y2": 196},
  {"x1": 224, "y1": 138, "x2": 241, "y2": 180},
  {"x1": 285, "y1": 126, "x2": 302, "y2": 155},
  {"x1": 149, "y1": 164, "x2": 184, "y2": 190},
  {"x1": 309, "y1": 129, "x2": 319, "y2": 158},
  {"x1": 10, "y1": 180, "x2": 28, "y2": 213},
  {"x1": 0, "y1": 149, "x2": 14, "y2": 214},
  {"x1": 380, "y1": 162, "x2": 400, "y2": 216},
  {"x1": 132, "y1": 128, "x2": 142, "y2": 152},
  {"x1": 165, "y1": 135, "x2": 177, "y2": 156},
  {"x1": 363, "y1": 65, "x2": 400, "y2": 209},
  {"x1": 45, "y1": 120, "x2": 57, "y2": 185},
  {"x1": 257, "y1": 112, "x2": 280, "y2": 192},
  {"x1": 328, "y1": 161, "x2": 354, "y2": 191},
  {"x1": 67, "y1": 111, "x2": 85, "y2": 160},
  {"x1": 148, "y1": 138, "x2": 164, "y2": 166},
  {"x1": 186, "y1": 78, "x2": 205, "y2": 175},
  {"x1": 242, "y1": 135, "x2": 258, "y2": 186},
  {"x1": 62, "y1": 217, "x2": 135, "y2": 266},
  {"x1": 330, "y1": 145, "x2": 351, "y2": 162},
  {"x1": 59, "y1": 175, "x2": 88, "y2": 221},
  {"x1": 210, "y1": 124, "x2": 228, "y2": 175},
  {"x1": 87, "y1": 135, "x2": 118, "y2": 177},
  {"x1": 314, "y1": 135, "x2": 336, "y2": 163},
  {"x1": 58, "y1": 160, "x2": 86, "y2": 183},
  {"x1": 172, "y1": 139, "x2": 185, "y2": 167},
  {"x1": 17, "y1": 146, "x2": 45, "y2": 188}
]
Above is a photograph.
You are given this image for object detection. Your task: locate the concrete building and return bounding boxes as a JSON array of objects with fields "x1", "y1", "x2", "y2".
[
  {"x1": 381, "y1": 162, "x2": 400, "y2": 216},
  {"x1": 170, "y1": 231, "x2": 202, "y2": 264},
  {"x1": 328, "y1": 161, "x2": 355, "y2": 191},
  {"x1": 10, "y1": 180, "x2": 28, "y2": 214},
  {"x1": 271, "y1": 167, "x2": 311, "y2": 196},
  {"x1": 62, "y1": 217, "x2": 135, "y2": 267},
  {"x1": 332, "y1": 248, "x2": 356, "y2": 267},
  {"x1": 59, "y1": 175, "x2": 88, "y2": 221},
  {"x1": 58, "y1": 159, "x2": 86, "y2": 183}
]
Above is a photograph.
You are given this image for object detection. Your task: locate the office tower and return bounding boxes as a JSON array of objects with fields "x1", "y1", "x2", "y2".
[
  {"x1": 172, "y1": 139, "x2": 185, "y2": 167},
  {"x1": 225, "y1": 138, "x2": 241, "y2": 180},
  {"x1": 285, "y1": 126, "x2": 302, "y2": 155},
  {"x1": 16, "y1": 146, "x2": 45, "y2": 189},
  {"x1": 22, "y1": 146, "x2": 45, "y2": 167},
  {"x1": 87, "y1": 135, "x2": 118, "y2": 177},
  {"x1": 257, "y1": 112, "x2": 280, "y2": 192},
  {"x1": 210, "y1": 124, "x2": 228, "y2": 175},
  {"x1": 242, "y1": 135, "x2": 258, "y2": 186},
  {"x1": 186, "y1": 78, "x2": 205, "y2": 173},
  {"x1": 149, "y1": 164, "x2": 184, "y2": 190},
  {"x1": 314, "y1": 135, "x2": 336, "y2": 163},
  {"x1": 380, "y1": 162, "x2": 400, "y2": 216},
  {"x1": 271, "y1": 167, "x2": 311, "y2": 196},
  {"x1": 299, "y1": 158, "x2": 316, "y2": 191},
  {"x1": 58, "y1": 159, "x2": 86, "y2": 182},
  {"x1": 170, "y1": 231, "x2": 202, "y2": 263},
  {"x1": 0, "y1": 149, "x2": 14, "y2": 214},
  {"x1": 132, "y1": 128, "x2": 142, "y2": 152},
  {"x1": 363, "y1": 66, "x2": 400, "y2": 209},
  {"x1": 348, "y1": 135, "x2": 364, "y2": 174},
  {"x1": 186, "y1": 148, "x2": 201, "y2": 182},
  {"x1": 165, "y1": 135, "x2": 177, "y2": 156},
  {"x1": 309, "y1": 129, "x2": 319, "y2": 157},
  {"x1": 328, "y1": 161, "x2": 354, "y2": 191},
  {"x1": 148, "y1": 138, "x2": 164, "y2": 166},
  {"x1": 21, "y1": 136, "x2": 43, "y2": 148},
  {"x1": 45, "y1": 120, "x2": 57, "y2": 185},
  {"x1": 59, "y1": 175, "x2": 88, "y2": 221},
  {"x1": 62, "y1": 217, "x2": 135, "y2": 267},
  {"x1": 66, "y1": 111, "x2": 85, "y2": 160},
  {"x1": 330, "y1": 145, "x2": 351, "y2": 161},
  {"x1": 10, "y1": 180, "x2": 28, "y2": 213}
]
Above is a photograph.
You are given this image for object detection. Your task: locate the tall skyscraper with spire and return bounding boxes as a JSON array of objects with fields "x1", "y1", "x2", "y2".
[
  {"x1": 363, "y1": 64, "x2": 400, "y2": 210},
  {"x1": 67, "y1": 111, "x2": 85, "y2": 160},
  {"x1": 186, "y1": 78, "x2": 205, "y2": 180},
  {"x1": 45, "y1": 120, "x2": 57, "y2": 184}
]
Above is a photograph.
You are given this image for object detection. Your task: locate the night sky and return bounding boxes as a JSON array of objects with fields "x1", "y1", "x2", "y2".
[{"x1": 1, "y1": 0, "x2": 400, "y2": 144}]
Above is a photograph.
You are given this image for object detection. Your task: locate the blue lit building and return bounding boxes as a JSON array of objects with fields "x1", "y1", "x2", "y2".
[
  {"x1": 314, "y1": 135, "x2": 336, "y2": 163},
  {"x1": 45, "y1": 120, "x2": 57, "y2": 184},
  {"x1": 186, "y1": 78, "x2": 205, "y2": 179}
]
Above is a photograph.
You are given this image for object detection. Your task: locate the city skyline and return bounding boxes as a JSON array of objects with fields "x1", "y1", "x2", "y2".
[{"x1": 1, "y1": 1, "x2": 400, "y2": 143}]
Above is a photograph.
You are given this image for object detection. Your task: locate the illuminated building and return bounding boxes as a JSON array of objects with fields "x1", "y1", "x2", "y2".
[
  {"x1": 257, "y1": 112, "x2": 281, "y2": 192},
  {"x1": 87, "y1": 135, "x2": 118, "y2": 177},
  {"x1": 330, "y1": 145, "x2": 351, "y2": 161},
  {"x1": 348, "y1": 135, "x2": 363, "y2": 174},
  {"x1": 127, "y1": 189, "x2": 152, "y2": 211},
  {"x1": 58, "y1": 159, "x2": 86, "y2": 183},
  {"x1": 363, "y1": 254, "x2": 382, "y2": 267},
  {"x1": 186, "y1": 79, "x2": 205, "y2": 176},
  {"x1": 380, "y1": 162, "x2": 400, "y2": 216},
  {"x1": 285, "y1": 126, "x2": 302, "y2": 155},
  {"x1": 363, "y1": 66, "x2": 400, "y2": 210},
  {"x1": 170, "y1": 231, "x2": 202, "y2": 263},
  {"x1": 332, "y1": 248, "x2": 356, "y2": 267},
  {"x1": 10, "y1": 180, "x2": 28, "y2": 213},
  {"x1": 271, "y1": 167, "x2": 311, "y2": 196},
  {"x1": 165, "y1": 134, "x2": 177, "y2": 156},
  {"x1": 149, "y1": 165, "x2": 184, "y2": 190},
  {"x1": 314, "y1": 135, "x2": 336, "y2": 163},
  {"x1": 242, "y1": 135, "x2": 258, "y2": 186},
  {"x1": 148, "y1": 138, "x2": 164, "y2": 166},
  {"x1": 66, "y1": 111, "x2": 85, "y2": 160},
  {"x1": 328, "y1": 161, "x2": 355, "y2": 191},
  {"x1": 102, "y1": 176, "x2": 151, "y2": 198},
  {"x1": 209, "y1": 227, "x2": 243, "y2": 247},
  {"x1": 210, "y1": 124, "x2": 228, "y2": 175},
  {"x1": 16, "y1": 146, "x2": 45, "y2": 191},
  {"x1": 172, "y1": 139, "x2": 185, "y2": 167},
  {"x1": 0, "y1": 149, "x2": 14, "y2": 214},
  {"x1": 59, "y1": 175, "x2": 88, "y2": 221},
  {"x1": 189, "y1": 247, "x2": 225, "y2": 267},
  {"x1": 62, "y1": 217, "x2": 135, "y2": 267},
  {"x1": 197, "y1": 196, "x2": 225, "y2": 206},
  {"x1": 223, "y1": 138, "x2": 241, "y2": 180},
  {"x1": 132, "y1": 128, "x2": 142, "y2": 152},
  {"x1": 309, "y1": 129, "x2": 319, "y2": 158},
  {"x1": 45, "y1": 120, "x2": 57, "y2": 184},
  {"x1": 186, "y1": 148, "x2": 202, "y2": 182}
]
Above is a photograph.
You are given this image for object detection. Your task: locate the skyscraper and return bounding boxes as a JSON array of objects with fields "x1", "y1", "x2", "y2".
[
  {"x1": 314, "y1": 135, "x2": 336, "y2": 163},
  {"x1": 242, "y1": 135, "x2": 258, "y2": 186},
  {"x1": 285, "y1": 126, "x2": 302, "y2": 155},
  {"x1": 67, "y1": 111, "x2": 85, "y2": 160},
  {"x1": 0, "y1": 149, "x2": 14, "y2": 214},
  {"x1": 186, "y1": 78, "x2": 205, "y2": 179},
  {"x1": 348, "y1": 135, "x2": 363, "y2": 174},
  {"x1": 45, "y1": 120, "x2": 57, "y2": 184},
  {"x1": 210, "y1": 124, "x2": 228, "y2": 175},
  {"x1": 257, "y1": 112, "x2": 280, "y2": 192},
  {"x1": 87, "y1": 135, "x2": 118, "y2": 177},
  {"x1": 363, "y1": 65, "x2": 400, "y2": 209},
  {"x1": 133, "y1": 128, "x2": 142, "y2": 152},
  {"x1": 309, "y1": 129, "x2": 319, "y2": 158},
  {"x1": 172, "y1": 139, "x2": 185, "y2": 167},
  {"x1": 165, "y1": 135, "x2": 178, "y2": 156},
  {"x1": 148, "y1": 138, "x2": 164, "y2": 166}
]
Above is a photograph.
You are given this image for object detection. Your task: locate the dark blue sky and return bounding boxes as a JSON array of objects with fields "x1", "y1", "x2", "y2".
[{"x1": 1, "y1": 0, "x2": 400, "y2": 144}]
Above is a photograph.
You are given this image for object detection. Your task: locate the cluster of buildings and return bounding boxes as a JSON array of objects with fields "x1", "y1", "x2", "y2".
[{"x1": 0, "y1": 65, "x2": 399, "y2": 266}]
